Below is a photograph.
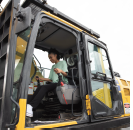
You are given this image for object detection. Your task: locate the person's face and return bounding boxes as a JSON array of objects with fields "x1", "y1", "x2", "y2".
[{"x1": 48, "y1": 53, "x2": 57, "y2": 63}]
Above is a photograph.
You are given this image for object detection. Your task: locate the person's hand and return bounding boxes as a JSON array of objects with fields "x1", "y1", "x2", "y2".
[
  {"x1": 54, "y1": 68, "x2": 62, "y2": 74},
  {"x1": 35, "y1": 75, "x2": 39, "y2": 81}
]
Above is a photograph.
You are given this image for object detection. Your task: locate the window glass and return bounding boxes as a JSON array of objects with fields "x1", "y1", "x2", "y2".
[
  {"x1": 91, "y1": 80, "x2": 112, "y2": 108},
  {"x1": 11, "y1": 27, "x2": 31, "y2": 122},
  {"x1": 88, "y1": 42, "x2": 112, "y2": 78},
  {"x1": 33, "y1": 48, "x2": 63, "y2": 79},
  {"x1": 33, "y1": 49, "x2": 53, "y2": 78}
]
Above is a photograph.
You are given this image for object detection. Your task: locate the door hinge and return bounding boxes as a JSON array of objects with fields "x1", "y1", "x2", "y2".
[{"x1": 86, "y1": 95, "x2": 91, "y2": 115}]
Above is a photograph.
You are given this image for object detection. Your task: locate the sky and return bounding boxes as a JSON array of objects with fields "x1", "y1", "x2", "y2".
[{"x1": 1, "y1": 0, "x2": 131, "y2": 80}]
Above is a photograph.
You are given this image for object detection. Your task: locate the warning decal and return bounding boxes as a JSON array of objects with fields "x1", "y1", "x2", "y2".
[{"x1": 124, "y1": 103, "x2": 130, "y2": 114}]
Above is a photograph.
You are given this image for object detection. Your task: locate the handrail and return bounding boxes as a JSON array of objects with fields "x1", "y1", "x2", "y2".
[
  {"x1": 5, "y1": 96, "x2": 20, "y2": 128},
  {"x1": 38, "y1": 67, "x2": 51, "y2": 70},
  {"x1": 33, "y1": 54, "x2": 41, "y2": 69}
]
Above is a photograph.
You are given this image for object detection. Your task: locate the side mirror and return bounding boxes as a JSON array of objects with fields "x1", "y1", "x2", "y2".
[{"x1": 15, "y1": 6, "x2": 32, "y2": 34}]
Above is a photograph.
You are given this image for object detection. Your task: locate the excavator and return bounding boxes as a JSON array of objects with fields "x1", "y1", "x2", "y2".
[{"x1": 0, "y1": 0, "x2": 130, "y2": 129}]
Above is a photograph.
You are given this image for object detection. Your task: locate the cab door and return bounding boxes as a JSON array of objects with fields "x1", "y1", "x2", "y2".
[{"x1": 83, "y1": 34, "x2": 124, "y2": 122}]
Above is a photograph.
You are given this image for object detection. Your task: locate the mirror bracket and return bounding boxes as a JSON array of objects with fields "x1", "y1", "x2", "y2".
[{"x1": 15, "y1": 6, "x2": 32, "y2": 34}]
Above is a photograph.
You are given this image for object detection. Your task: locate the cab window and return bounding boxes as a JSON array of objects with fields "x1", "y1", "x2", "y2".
[{"x1": 88, "y1": 42, "x2": 112, "y2": 78}]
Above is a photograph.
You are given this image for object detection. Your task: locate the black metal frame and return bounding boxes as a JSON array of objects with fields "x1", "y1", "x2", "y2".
[
  {"x1": 0, "y1": 0, "x2": 20, "y2": 129},
  {"x1": 14, "y1": 11, "x2": 92, "y2": 126},
  {"x1": 82, "y1": 33, "x2": 124, "y2": 122},
  {"x1": 64, "y1": 117, "x2": 130, "y2": 130},
  {"x1": 22, "y1": 0, "x2": 100, "y2": 38}
]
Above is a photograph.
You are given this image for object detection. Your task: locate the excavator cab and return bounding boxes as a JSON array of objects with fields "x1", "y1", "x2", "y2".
[{"x1": 0, "y1": 0, "x2": 127, "y2": 129}]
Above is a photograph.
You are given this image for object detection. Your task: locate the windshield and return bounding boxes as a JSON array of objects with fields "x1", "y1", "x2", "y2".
[{"x1": 88, "y1": 42, "x2": 112, "y2": 78}]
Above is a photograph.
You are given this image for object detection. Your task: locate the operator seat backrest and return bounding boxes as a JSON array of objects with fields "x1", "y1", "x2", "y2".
[
  {"x1": 67, "y1": 55, "x2": 79, "y2": 85},
  {"x1": 56, "y1": 54, "x2": 80, "y2": 105}
]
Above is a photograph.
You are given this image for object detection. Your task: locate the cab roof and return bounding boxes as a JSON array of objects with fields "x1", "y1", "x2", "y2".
[{"x1": 22, "y1": 0, "x2": 100, "y2": 38}]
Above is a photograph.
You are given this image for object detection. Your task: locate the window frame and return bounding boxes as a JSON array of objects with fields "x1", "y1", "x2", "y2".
[{"x1": 87, "y1": 39, "x2": 114, "y2": 81}]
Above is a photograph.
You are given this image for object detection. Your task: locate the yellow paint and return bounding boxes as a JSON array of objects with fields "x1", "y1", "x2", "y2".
[
  {"x1": 97, "y1": 48, "x2": 112, "y2": 108},
  {"x1": 86, "y1": 95, "x2": 91, "y2": 115},
  {"x1": 15, "y1": 99, "x2": 77, "y2": 129},
  {"x1": 24, "y1": 128, "x2": 42, "y2": 130},
  {"x1": 97, "y1": 47, "x2": 105, "y2": 73},
  {"x1": 93, "y1": 88, "x2": 105, "y2": 104},
  {"x1": 103, "y1": 84, "x2": 112, "y2": 108},
  {"x1": 16, "y1": 36, "x2": 27, "y2": 54},
  {"x1": 15, "y1": 99, "x2": 27, "y2": 130},
  {"x1": 114, "y1": 115, "x2": 125, "y2": 118},
  {"x1": 34, "y1": 121, "x2": 77, "y2": 128},
  {"x1": 41, "y1": 11, "x2": 97, "y2": 39},
  {"x1": 115, "y1": 77, "x2": 130, "y2": 117},
  {"x1": 92, "y1": 84, "x2": 112, "y2": 108},
  {"x1": 127, "y1": 81, "x2": 130, "y2": 86}
]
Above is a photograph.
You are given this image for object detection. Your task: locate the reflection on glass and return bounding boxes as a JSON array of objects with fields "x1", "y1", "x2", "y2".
[
  {"x1": 91, "y1": 80, "x2": 112, "y2": 108},
  {"x1": 88, "y1": 42, "x2": 112, "y2": 78},
  {"x1": 11, "y1": 27, "x2": 31, "y2": 122}
]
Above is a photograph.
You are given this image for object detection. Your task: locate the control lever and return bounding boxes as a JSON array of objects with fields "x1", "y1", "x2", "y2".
[
  {"x1": 36, "y1": 76, "x2": 40, "y2": 86},
  {"x1": 56, "y1": 73, "x2": 67, "y2": 104}
]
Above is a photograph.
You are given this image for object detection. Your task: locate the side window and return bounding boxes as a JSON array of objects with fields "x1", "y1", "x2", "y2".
[
  {"x1": 87, "y1": 42, "x2": 113, "y2": 108},
  {"x1": 88, "y1": 42, "x2": 112, "y2": 78},
  {"x1": 33, "y1": 49, "x2": 53, "y2": 78},
  {"x1": 91, "y1": 80, "x2": 112, "y2": 108}
]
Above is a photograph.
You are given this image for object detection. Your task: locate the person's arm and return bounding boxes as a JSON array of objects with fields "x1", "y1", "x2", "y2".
[
  {"x1": 39, "y1": 77, "x2": 52, "y2": 82},
  {"x1": 35, "y1": 76, "x2": 52, "y2": 82},
  {"x1": 54, "y1": 68, "x2": 67, "y2": 77}
]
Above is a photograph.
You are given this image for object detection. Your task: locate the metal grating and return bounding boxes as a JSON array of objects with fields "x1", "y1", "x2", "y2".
[
  {"x1": 29, "y1": 3, "x2": 43, "y2": 16},
  {"x1": 0, "y1": 0, "x2": 12, "y2": 117}
]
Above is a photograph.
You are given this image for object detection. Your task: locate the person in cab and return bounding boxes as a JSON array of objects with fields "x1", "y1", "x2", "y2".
[{"x1": 26, "y1": 48, "x2": 68, "y2": 117}]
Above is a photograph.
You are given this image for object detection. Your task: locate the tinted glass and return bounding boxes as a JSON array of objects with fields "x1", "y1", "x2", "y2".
[
  {"x1": 11, "y1": 27, "x2": 31, "y2": 122},
  {"x1": 91, "y1": 80, "x2": 112, "y2": 108},
  {"x1": 88, "y1": 42, "x2": 112, "y2": 78}
]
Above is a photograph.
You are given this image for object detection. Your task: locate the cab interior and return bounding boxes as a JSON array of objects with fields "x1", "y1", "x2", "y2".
[{"x1": 26, "y1": 22, "x2": 83, "y2": 126}]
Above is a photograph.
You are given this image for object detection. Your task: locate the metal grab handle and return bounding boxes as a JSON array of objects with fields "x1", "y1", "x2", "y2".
[
  {"x1": 5, "y1": 96, "x2": 20, "y2": 128},
  {"x1": 95, "y1": 72, "x2": 106, "y2": 79},
  {"x1": 33, "y1": 54, "x2": 41, "y2": 70}
]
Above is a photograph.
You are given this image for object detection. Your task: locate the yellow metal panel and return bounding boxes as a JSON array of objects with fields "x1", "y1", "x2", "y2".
[
  {"x1": 93, "y1": 88, "x2": 105, "y2": 104},
  {"x1": 115, "y1": 77, "x2": 130, "y2": 117},
  {"x1": 86, "y1": 95, "x2": 91, "y2": 115},
  {"x1": 15, "y1": 100, "x2": 77, "y2": 129},
  {"x1": 34, "y1": 121, "x2": 77, "y2": 128},
  {"x1": 103, "y1": 84, "x2": 112, "y2": 108},
  {"x1": 15, "y1": 99, "x2": 27, "y2": 130},
  {"x1": 25, "y1": 128, "x2": 41, "y2": 130},
  {"x1": 30, "y1": 60, "x2": 45, "y2": 82},
  {"x1": 97, "y1": 48, "x2": 112, "y2": 108},
  {"x1": 123, "y1": 88, "x2": 130, "y2": 96},
  {"x1": 120, "y1": 79, "x2": 128, "y2": 86},
  {"x1": 16, "y1": 37, "x2": 27, "y2": 54},
  {"x1": 127, "y1": 81, "x2": 130, "y2": 86},
  {"x1": 92, "y1": 85, "x2": 112, "y2": 108},
  {"x1": 97, "y1": 47, "x2": 105, "y2": 73}
]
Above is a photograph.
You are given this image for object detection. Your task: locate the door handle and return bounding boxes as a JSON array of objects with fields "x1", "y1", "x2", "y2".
[{"x1": 95, "y1": 72, "x2": 107, "y2": 79}]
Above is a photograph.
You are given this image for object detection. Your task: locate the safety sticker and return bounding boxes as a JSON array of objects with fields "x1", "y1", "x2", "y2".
[
  {"x1": 124, "y1": 103, "x2": 130, "y2": 114},
  {"x1": 28, "y1": 82, "x2": 33, "y2": 95}
]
